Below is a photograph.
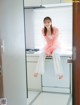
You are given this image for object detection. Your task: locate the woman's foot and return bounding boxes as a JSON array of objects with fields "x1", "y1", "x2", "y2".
[
  {"x1": 34, "y1": 73, "x2": 39, "y2": 77},
  {"x1": 58, "y1": 74, "x2": 63, "y2": 79}
]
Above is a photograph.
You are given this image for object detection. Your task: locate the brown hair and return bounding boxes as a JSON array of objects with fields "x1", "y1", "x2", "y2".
[{"x1": 43, "y1": 17, "x2": 53, "y2": 36}]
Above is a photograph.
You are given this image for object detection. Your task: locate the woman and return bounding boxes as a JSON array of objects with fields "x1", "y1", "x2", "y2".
[{"x1": 34, "y1": 16, "x2": 63, "y2": 79}]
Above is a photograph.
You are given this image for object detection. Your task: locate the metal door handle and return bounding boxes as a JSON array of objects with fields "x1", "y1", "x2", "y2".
[
  {"x1": 67, "y1": 58, "x2": 72, "y2": 63},
  {"x1": 67, "y1": 46, "x2": 76, "y2": 63}
]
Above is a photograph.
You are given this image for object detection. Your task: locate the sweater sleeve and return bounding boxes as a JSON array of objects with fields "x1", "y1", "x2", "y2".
[{"x1": 53, "y1": 27, "x2": 59, "y2": 39}]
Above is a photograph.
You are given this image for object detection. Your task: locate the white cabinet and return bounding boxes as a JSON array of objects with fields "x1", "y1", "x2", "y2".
[
  {"x1": 24, "y1": 0, "x2": 41, "y2": 7},
  {"x1": 42, "y1": 56, "x2": 72, "y2": 93},
  {"x1": 27, "y1": 55, "x2": 72, "y2": 93},
  {"x1": 27, "y1": 56, "x2": 41, "y2": 91},
  {"x1": 42, "y1": 0, "x2": 60, "y2": 5},
  {"x1": 24, "y1": 0, "x2": 72, "y2": 7}
]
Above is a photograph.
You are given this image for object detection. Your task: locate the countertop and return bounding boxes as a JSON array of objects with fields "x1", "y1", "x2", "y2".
[{"x1": 26, "y1": 50, "x2": 72, "y2": 57}]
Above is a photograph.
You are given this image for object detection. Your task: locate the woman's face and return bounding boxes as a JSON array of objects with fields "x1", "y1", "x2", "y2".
[{"x1": 44, "y1": 19, "x2": 52, "y2": 29}]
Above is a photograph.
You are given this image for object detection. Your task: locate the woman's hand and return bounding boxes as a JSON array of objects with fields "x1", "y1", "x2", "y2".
[{"x1": 45, "y1": 47, "x2": 54, "y2": 56}]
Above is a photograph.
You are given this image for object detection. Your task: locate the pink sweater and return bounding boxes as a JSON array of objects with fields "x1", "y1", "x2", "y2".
[{"x1": 42, "y1": 27, "x2": 60, "y2": 56}]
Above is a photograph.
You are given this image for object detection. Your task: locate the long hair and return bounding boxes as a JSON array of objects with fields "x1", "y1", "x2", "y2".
[{"x1": 43, "y1": 17, "x2": 53, "y2": 36}]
